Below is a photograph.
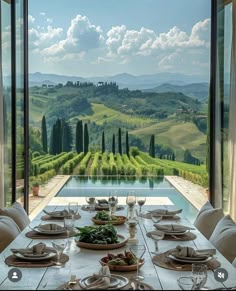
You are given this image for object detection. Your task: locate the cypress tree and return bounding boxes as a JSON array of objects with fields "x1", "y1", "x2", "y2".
[
  {"x1": 84, "y1": 123, "x2": 89, "y2": 154},
  {"x1": 62, "y1": 122, "x2": 73, "y2": 152},
  {"x1": 102, "y1": 131, "x2": 105, "y2": 153},
  {"x1": 41, "y1": 115, "x2": 48, "y2": 153},
  {"x1": 149, "y1": 135, "x2": 155, "y2": 158},
  {"x1": 126, "y1": 131, "x2": 130, "y2": 157},
  {"x1": 112, "y1": 134, "x2": 115, "y2": 154},
  {"x1": 76, "y1": 120, "x2": 83, "y2": 153},
  {"x1": 49, "y1": 124, "x2": 56, "y2": 155},
  {"x1": 118, "y1": 128, "x2": 122, "y2": 155},
  {"x1": 54, "y1": 118, "x2": 62, "y2": 154}
]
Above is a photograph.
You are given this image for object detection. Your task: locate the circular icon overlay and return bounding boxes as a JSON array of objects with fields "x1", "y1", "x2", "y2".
[
  {"x1": 214, "y1": 268, "x2": 228, "y2": 283},
  {"x1": 8, "y1": 268, "x2": 22, "y2": 283}
]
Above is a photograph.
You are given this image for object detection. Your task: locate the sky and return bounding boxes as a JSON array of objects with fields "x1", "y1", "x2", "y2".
[{"x1": 28, "y1": 0, "x2": 211, "y2": 77}]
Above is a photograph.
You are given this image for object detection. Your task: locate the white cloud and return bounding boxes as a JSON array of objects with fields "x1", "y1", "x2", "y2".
[
  {"x1": 40, "y1": 12, "x2": 46, "y2": 16},
  {"x1": 28, "y1": 15, "x2": 35, "y2": 24},
  {"x1": 42, "y1": 14, "x2": 104, "y2": 59},
  {"x1": 47, "y1": 18, "x2": 53, "y2": 24}
]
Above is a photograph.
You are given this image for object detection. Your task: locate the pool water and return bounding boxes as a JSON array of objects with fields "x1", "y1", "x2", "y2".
[{"x1": 56, "y1": 176, "x2": 198, "y2": 222}]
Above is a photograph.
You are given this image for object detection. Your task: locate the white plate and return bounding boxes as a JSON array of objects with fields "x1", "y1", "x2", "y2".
[
  {"x1": 163, "y1": 230, "x2": 188, "y2": 236},
  {"x1": 168, "y1": 254, "x2": 212, "y2": 264},
  {"x1": 79, "y1": 274, "x2": 129, "y2": 290},
  {"x1": 84, "y1": 276, "x2": 120, "y2": 288},
  {"x1": 14, "y1": 252, "x2": 56, "y2": 261},
  {"x1": 34, "y1": 226, "x2": 66, "y2": 235}
]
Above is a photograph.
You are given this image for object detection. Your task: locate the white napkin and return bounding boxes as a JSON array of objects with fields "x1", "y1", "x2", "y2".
[
  {"x1": 43, "y1": 209, "x2": 69, "y2": 217},
  {"x1": 85, "y1": 266, "x2": 111, "y2": 289},
  {"x1": 154, "y1": 224, "x2": 195, "y2": 233},
  {"x1": 148, "y1": 209, "x2": 182, "y2": 216},
  {"x1": 11, "y1": 242, "x2": 47, "y2": 256},
  {"x1": 170, "y1": 245, "x2": 216, "y2": 259}
]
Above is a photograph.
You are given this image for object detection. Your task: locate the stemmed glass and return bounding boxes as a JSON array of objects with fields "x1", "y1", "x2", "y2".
[
  {"x1": 126, "y1": 192, "x2": 136, "y2": 207},
  {"x1": 150, "y1": 231, "x2": 164, "y2": 254},
  {"x1": 108, "y1": 192, "x2": 118, "y2": 217},
  {"x1": 151, "y1": 213, "x2": 162, "y2": 224},
  {"x1": 86, "y1": 196, "x2": 96, "y2": 212},
  {"x1": 64, "y1": 216, "x2": 74, "y2": 251},
  {"x1": 137, "y1": 196, "x2": 146, "y2": 213},
  {"x1": 192, "y1": 264, "x2": 208, "y2": 290},
  {"x1": 68, "y1": 202, "x2": 78, "y2": 219},
  {"x1": 52, "y1": 239, "x2": 68, "y2": 267},
  {"x1": 130, "y1": 244, "x2": 146, "y2": 281}
]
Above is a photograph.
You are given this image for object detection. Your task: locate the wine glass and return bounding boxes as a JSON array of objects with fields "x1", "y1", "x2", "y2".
[
  {"x1": 68, "y1": 202, "x2": 78, "y2": 219},
  {"x1": 192, "y1": 264, "x2": 208, "y2": 290},
  {"x1": 130, "y1": 244, "x2": 146, "y2": 281},
  {"x1": 149, "y1": 231, "x2": 164, "y2": 254},
  {"x1": 151, "y1": 213, "x2": 162, "y2": 224},
  {"x1": 86, "y1": 196, "x2": 96, "y2": 212},
  {"x1": 177, "y1": 277, "x2": 195, "y2": 290},
  {"x1": 52, "y1": 239, "x2": 68, "y2": 267},
  {"x1": 108, "y1": 192, "x2": 118, "y2": 217},
  {"x1": 126, "y1": 192, "x2": 136, "y2": 207},
  {"x1": 64, "y1": 217, "x2": 74, "y2": 250},
  {"x1": 137, "y1": 196, "x2": 146, "y2": 213}
]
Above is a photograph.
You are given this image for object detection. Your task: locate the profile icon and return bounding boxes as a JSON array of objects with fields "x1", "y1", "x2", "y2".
[
  {"x1": 8, "y1": 268, "x2": 22, "y2": 282},
  {"x1": 12, "y1": 272, "x2": 18, "y2": 279}
]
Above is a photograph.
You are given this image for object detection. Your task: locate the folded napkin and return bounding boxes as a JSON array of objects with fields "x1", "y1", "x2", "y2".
[
  {"x1": 85, "y1": 266, "x2": 111, "y2": 290},
  {"x1": 37, "y1": 223, "x2": 65, "y2": 231},
  {"x1": 169, "y1": 245, "x2": 216, "y2": 259},
  {"x1": 43, "y1": 209, "x2": 69, "y2": 217},
  {"x1": 154, "y1": 224, "x2": 195, "y2": 233},
  {"x1": 97, "y1": 199, "x2": 108, "y2": 205},
  {"x1": 11, "y1": 242, "x2": 47, "y2": 256}
]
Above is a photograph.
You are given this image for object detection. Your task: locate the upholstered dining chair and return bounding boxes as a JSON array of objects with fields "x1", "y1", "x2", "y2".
[
  {"x1": 193, "y1": 201, "x2": 224, "y2": 239},
  {"x1": 0, "y1": 201, "x2": 30, "y2": 231},
  {"x1": 0, "y1": 216, "x2": 21, "y2": 253},
  {"x1": 232, "y1": 258, "x2": 236, "y2": 267}
]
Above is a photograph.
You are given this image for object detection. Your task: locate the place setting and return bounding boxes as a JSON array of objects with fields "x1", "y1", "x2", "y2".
[
  {"x1": 4, "y1": 242, "x2": 69, "y2": 268},
  {"x1": 147, "y1": 223, "x2": 197, "y2": 241},
  {"x1": 139, "y1": 208, "x2": 182, "y2": 221},
  {"x1": 152, "y1": 245, "x2": 220, "y2": 272},
  {"x1": 41, "y1": 203, "x2": 81, "y2": 221}
]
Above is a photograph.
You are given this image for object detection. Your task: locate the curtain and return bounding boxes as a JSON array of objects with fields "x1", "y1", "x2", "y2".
[
  {"x1": 228, "y1": 0, "x2": 236, "y2": 220},
  {"x1": 0, "y1": 10, "x2": 5, "y2": 208}
]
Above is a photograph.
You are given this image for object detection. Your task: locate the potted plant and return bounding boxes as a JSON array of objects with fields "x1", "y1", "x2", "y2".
[{"x1": 32, "y1": 181, "x2": 40, "y2": 196}]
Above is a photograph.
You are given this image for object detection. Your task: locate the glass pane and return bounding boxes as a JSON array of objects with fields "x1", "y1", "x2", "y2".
[
  {"x1": 16, "y1": 0, "x2": 25, "y2": 207},
  {"x1": 1, "y1": 0, "x2": 12, "y2": 206}
]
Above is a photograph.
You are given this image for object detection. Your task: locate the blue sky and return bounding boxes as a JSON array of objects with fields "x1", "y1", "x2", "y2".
[{"x1": 28, "y1": 0, "x2": 211, "y2": 77}]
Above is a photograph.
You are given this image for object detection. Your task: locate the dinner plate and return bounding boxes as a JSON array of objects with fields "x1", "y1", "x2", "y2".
[
  {"x1": 92, "y1": 216, "x2": 126, "y2": 225},
  {"x1": 23, "y1": 252, "x2": 48, "y2": 258},
  {"x1": 168, "y1": 254, "x2": 212, "y2": 264},
  {"x1": 163, "y1": 230, "x2": 188, "y2": 236},
  {"x1": 34, "y1": 225, "x2": 66, "y2": 235},
  {"x1": 100, "y1": 257, "x2": 145, "y2": 272},
  {"x1": 14, "y1": 252, "x2": 56, "y2": 261},
  {"x1": 84, "y1": 276, "x2": 120, "y2": 288},
  {"x1": 79, "y1": 274, "x2": 129, "y2": 290},
  {"x1": 75, "y1": 235, "x2": 128, "y2": 250}
]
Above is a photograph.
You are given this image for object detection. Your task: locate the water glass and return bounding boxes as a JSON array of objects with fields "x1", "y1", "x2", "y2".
[
  {"x1": 137, "y1": 196, "x2": 146, "y2": 213},
  {"x1": 130, "y1": 244, "x2": 146, "y2": 281},
  {"x1": 177, "y1": 276, "x2": 194, "y2": 290},
  {"x1": 86, "y1": 196, "x2": 96, "y2": 212},
  {"x1": 108, "y1": 192, "x2": 118, "y2": 216},
  {"x1": 68, "y1": 202, "x2": 78, "y2": 218},
  {"x1": 150, "y1": 231, "x2": 164, "y2": 254},
  {"x1": 52, "y1": 239, "x2": 68, "y2": 267},
  {"x1": 192, "y1": 264, "x2": 208, "y2": 290}
]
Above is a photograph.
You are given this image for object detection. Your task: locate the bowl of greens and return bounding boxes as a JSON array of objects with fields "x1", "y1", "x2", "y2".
[
  {"x1": 92, "y1": 211, "x2": 126, "y2": 225},
  {"x1": 74, "y1": 224, "x2": 128, "y2": 250}
]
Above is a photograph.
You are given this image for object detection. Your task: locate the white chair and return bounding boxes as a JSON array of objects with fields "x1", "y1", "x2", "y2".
[
  {"x1": 0, "y1": 201, "x2": 30, "y2": 230},
  {"x1": 193, "y1": 201, "x2": 224, "y2": 239},
  {"x1": 0, "y1": 216, "x2": 21, "y2": 253}
]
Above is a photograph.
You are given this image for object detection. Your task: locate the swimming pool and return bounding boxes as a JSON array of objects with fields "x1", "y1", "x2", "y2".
[{"x1": 56, "y1": 176, "x2": 198, "y2": 222}]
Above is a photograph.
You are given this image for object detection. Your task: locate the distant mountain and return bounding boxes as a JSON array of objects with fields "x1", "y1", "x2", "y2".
[
  {"x1": 29, "y1": 72, "x2": 209, "y2": 89},
  {"x1": 143, "y1": 82, "x2": 210, "y2": 102}
]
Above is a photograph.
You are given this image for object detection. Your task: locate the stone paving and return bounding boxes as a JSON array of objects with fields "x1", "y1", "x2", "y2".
[{"x1": 28, "y1": 175, "x2": 208, "y2": 220}]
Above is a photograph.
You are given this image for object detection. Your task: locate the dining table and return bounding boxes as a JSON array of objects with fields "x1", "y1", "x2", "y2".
[{"x1": 0, "y1": 203, "x2": 236, "y2": 290}]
